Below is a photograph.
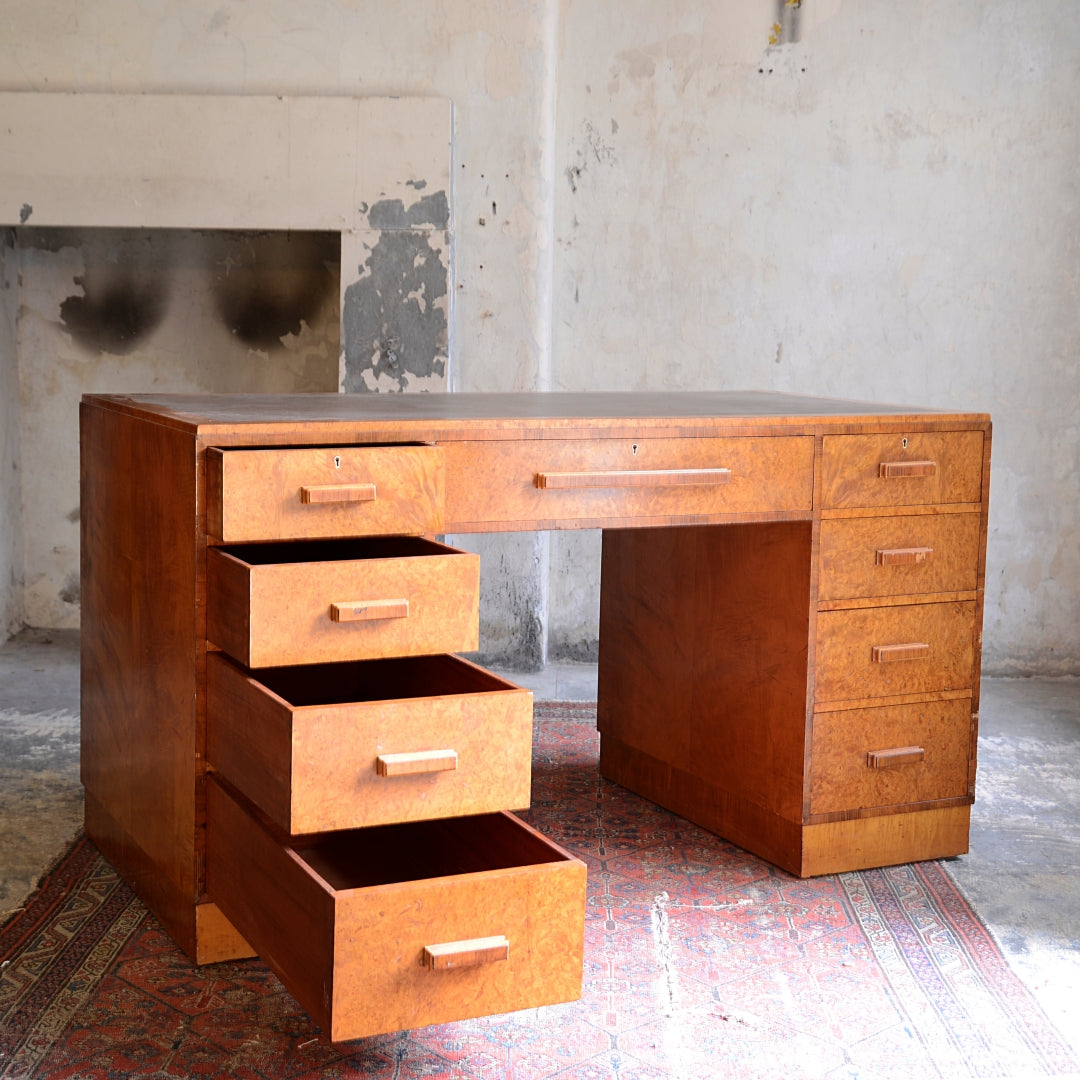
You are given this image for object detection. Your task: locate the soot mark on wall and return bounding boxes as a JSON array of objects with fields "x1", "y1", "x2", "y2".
[
  {"x1": 60, "y1": 270, "x2": 169, "y2": 355},
  {"x1": 342, "y1": 191, "x2": 450, "y2": 393},
  {"x1": 32, "y1": 227, "x2": 338, "y2": 356},
  {"x1": 212, "y1": 231, "x2": 338, "y2": 350}
]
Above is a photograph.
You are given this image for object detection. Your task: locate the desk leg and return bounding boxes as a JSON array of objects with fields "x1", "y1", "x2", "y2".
[{"x1": 596, "y1": 522, "x2": 813, "y2": 874}]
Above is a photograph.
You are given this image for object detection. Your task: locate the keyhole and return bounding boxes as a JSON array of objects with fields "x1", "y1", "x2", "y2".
[
  {"x1": 902, "y1": 438, "x2": 908, "y2": 450},
  {"x1": 334, "y1": 455, "x2": 342, "y2": 468},
  {"x1": 632, "y1": 444, "x2": 639, "y2": 455}
]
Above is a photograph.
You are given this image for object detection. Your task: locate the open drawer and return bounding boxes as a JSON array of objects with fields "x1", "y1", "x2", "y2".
[
  {"x1": 206, "y1": 652, "x2": 534, "y2": 833},
  {"x1": 205, "y1": 777, "x2": 587, "y2": 1041},
  {"x1": 206, "y1": 536, "x2": 479, "y2": 667}
]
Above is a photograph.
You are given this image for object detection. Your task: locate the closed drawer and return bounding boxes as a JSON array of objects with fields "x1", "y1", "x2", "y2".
[
  {"x1": 442, "y1": 436, "x2": 814, "y2": 528},
  {"x1": 206, "y1": 652, "x2": 533, "y2": 834},
  {"x1": 819, "y1": 514, "x2": 982, "y2": 601},
  {"x1": 206, "y1": 537, "x2": 479, "y2": 667},
  {"x1": 810, "y1": 699, "x2": 972, "y2": 815},
  {"x1": 815, "y1": 601, "x2": 976, "y2": 703},
  {"x1": 206, "y1": 777, "x2": 587, "y2": 1041},
  {"x1": 206, "y1": 445, "x2": 444, "y2": 541},
  {"x1": 821, "y1": 431, "x2": 984, "y2": 509}
]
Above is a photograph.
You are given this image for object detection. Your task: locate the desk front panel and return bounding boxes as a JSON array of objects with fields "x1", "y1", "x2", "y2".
[{"x1": 442, "y1": 435, "x2": 814, "y2": 530}]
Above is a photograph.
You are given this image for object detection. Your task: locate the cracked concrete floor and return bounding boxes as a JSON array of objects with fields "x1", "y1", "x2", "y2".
[{"x1": 1, "y1": 629, "x2": 1077, "y2": 1055}]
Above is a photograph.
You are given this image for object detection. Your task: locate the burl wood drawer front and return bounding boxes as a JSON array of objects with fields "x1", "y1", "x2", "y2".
[
  {"x1": 819, "y1": 514, "x2": 982, "y2": 601},
  {"x1": 814, "y1": 601, "x2": 976, "y2": 703},
  {"x1": 442, "y1": 436, "x2": 814, "y2": 528},
  {"x1": 810, "y1": 699, "x2": 972, "y2": 815},
  {"x1": 206, "y1": 778, "x2": 587, "y2": 1042},
  {"x1": 821, "y1": 431, "x2": 984, "y2": 509},
  {"x1": 206, "y1": 445, "x2": 444, "y2": 542},
  {"x1": 206, "y1": 652, "x2": 533, "y2": 834},
  {"x1": 206, "y1": 537, "x2": 479, "y2": 668}
]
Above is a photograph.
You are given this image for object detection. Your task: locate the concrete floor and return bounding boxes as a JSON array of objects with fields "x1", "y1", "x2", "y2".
[{"x1": 1, "y1": 629, "x2": 1077, "y2": 1055}]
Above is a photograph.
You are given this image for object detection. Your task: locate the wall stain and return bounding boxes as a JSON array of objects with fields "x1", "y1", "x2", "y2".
[
  {"x1": 211, "y1": 231, "x2": 337, "y2": 351},
  {"x1": 60, "y1": 269, "x2": 169, "y2": 356},
  {"x1": 341, "y1": 227, "x2": 448, "y2": 393},
  {"x1": 367, "y1": 191, "x2": 449, "y2": 231}
]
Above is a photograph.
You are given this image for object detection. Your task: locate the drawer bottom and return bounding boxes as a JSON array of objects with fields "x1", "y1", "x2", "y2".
[{"x1": 206, "y1": 777, "x2": 587, "y2": 1041}]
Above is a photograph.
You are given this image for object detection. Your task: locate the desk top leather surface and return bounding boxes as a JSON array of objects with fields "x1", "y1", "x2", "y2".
[{"x1": 82, "y1": 390, "x2": 989, "y2": 437}]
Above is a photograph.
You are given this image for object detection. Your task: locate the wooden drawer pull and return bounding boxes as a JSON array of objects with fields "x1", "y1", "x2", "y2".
[
  {"x1": 300, "y1": 483, "x2": 377, "y2": 504},
  {"x1": 376, "y1": 749, "x2": 458, "y2": 777},
  {"x1": 423, "y1": 935, "x2": 510, "y2": 971},
  {"x1": 329, "y1": 598, "x2": 409, "y2": 623},
  {"x1": 535, "y1": 468, "x2": 731, "y2": 490},
  {"x1": 878, "y1": 460, "x2": 936, "y2": 478},
  {"x1": 867, "y1": 746, "x2": 926, "y2": 769},
  {"x1": 876, "y1": 546, "x2": 934, "y2": 566},
  {"x1": 872, "y1": 642, "x2": 931, "y2": 663}
]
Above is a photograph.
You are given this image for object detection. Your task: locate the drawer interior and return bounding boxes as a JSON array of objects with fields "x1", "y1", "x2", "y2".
[
  {"x1": 213, "y1": 535, "x2": 462, "y2": 565},
  {"x1": 250, "y1": 653, "x2": 515, "y2": 706},
  {"x1": 283, "y1": 811, "x2": 570, "y2": 889}
]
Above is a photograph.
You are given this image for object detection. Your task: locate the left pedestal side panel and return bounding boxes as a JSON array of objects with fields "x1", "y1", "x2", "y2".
[{"x1": 79, "y1": 401, "x2": 251, "y2": 962}]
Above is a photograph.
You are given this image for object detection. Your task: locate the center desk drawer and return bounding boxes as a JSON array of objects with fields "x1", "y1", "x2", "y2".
[
  {"x1": 207, "y1": 445, "x2": 444, "y2": 542},
  {"x1": 207, "y1": 537, "x2": 479, "y2": 668},
  {"x1": 442, "y1": 436, "x2": 814, "y2": 528},
  {"x1": 207, "y1": 652, "x2": 533, "y2": 834},
  {"x1": 206, "y1": 777, "x2": 587, "y2": 1041},
  {"x1": 815, "y1": 601, "x2": 976, "y2": 703}
]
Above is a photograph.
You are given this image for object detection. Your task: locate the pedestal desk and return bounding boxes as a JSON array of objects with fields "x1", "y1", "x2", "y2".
[{"x1": 80, "y1": 390, "x2": 991, "y2": 1040}]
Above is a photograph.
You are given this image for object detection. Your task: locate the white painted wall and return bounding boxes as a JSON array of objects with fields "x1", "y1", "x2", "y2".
[
  {"x1": 0, "y1": 232, "x2": 22, "y2": 638},
  {"x1": 549, "y1": 0, "x2": 1080, "y2": 674},
  {"x1": 1, "y1": 0, "x2": 1077, "y2": 673}
]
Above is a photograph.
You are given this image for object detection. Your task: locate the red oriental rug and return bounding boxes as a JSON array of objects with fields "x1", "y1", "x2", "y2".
[{"x1": 2, "y1": 702, "x2": 1077, "y2": 1080}]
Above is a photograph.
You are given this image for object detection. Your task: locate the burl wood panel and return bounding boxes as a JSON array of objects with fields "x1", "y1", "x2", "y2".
[
  {"x1": 810, "y1": 698, "x2": 973, "y2": 815},
  {"x1": 801, "y1": 805, "x2": 971, "y2": 876},
  {"x1": 821, "y1": 431, "x2": 984, "y2": 509},
  {"x1": 206, "y1": 779, "x2": 587, "y2": 1042},
  {"x1": 442, "y1": 436, "x2": 814, "y2": 530},
  {"x1": 206, "y1": 538, "x2": 480, "y2": 667},
  {"x1": 597, "y1": 522, "x2": 813, "y2": 828},
  {"x1": 814, "y1": 601, "x2": 976, "y2": 703},
  {"x1": 206, "y1": 653, "x2": 533, "y2": 834},
  {"x1": 818, "y1": 513, "x2": 982, "y2": 602},
  {"x1": 80, "y1": 402, "x2": 203, "y2": 957},
  {"x1": 206, "y1": 445, "x2": 444, "y2": 541}
]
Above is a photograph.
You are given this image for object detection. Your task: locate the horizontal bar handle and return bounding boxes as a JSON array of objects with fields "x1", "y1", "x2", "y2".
[
  {"x1": 876, "y1": 546, "x2": 934, "y2": 566},
  {"x1": 535, "y1": 467, "x2": 732, "y2": 490},
  {"x1": 376, "y1": 749, "x2": 458, "y2": 777},
  {"x1": 329, "y1": 598, "x2": 409, "y2": 623},
  {"x1": 872, "y1": 642, "x2": 931, "y2": 663},
  {"x1": 301, "y1": 483, "x2": 377, "y2": 504},
  {"x1": 867, "y1": 746, "x2": 926, "y2": 769},
  {"x1": 878, "y1": 460, "x2": 937, "y2": 479},
  {"x1": 423, "y1": 935, "x2": 510, "y2": 971}
]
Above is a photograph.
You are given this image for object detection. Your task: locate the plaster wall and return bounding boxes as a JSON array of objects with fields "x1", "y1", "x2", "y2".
[
  {"x1": 550, "y1": 0, "x2": 1080, "y2": 674},
  {"x1": 1, "y1": 0, "x2": 1077, "y2": 673},
  {"x1": 0, "y1": 232, "x2": 22, "y2": 637}
]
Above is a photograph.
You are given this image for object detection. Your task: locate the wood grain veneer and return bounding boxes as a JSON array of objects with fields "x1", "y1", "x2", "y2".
[
  {"x1": 81, "y1": 391, "x2": 990, "y2": 997},
  {"x1": 206, "y1": 445, "x2": 444, "y2": 541},
  {"x1": 205, "y1": 778, "x2": 586, "y2": 1041},
  {"x1": 206, "y1": 653, "x2": 533, "y2": 833}
]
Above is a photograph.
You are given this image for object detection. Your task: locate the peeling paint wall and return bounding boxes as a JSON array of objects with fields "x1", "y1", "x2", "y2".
[
  {"x1": 1, "y1": 0, "x2": 1078, "y2": 674},
  {"x1": 0, "y1": 231, "x2": 22, "y2": 637},
  {"x1": 552, "y1": 0, "x2": 1080, "y2": 675},
  {"x1": 15, "y1": 227, "x2": 340, "y2": 628}
]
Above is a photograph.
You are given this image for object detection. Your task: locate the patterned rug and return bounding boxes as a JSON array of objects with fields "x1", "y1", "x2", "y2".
[{"x1": 2, "y1": 702, "x2": 1077, "y2": 1080}]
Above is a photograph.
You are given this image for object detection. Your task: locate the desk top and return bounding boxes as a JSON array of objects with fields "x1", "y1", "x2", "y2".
[{"x1": 82, "y1": 390, "x2": 989, "y2": 440}]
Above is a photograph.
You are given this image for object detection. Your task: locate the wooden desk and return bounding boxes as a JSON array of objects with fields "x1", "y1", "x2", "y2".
[{"x1": 80, "y1": 390, "x2": 991, "y2": 1040}]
